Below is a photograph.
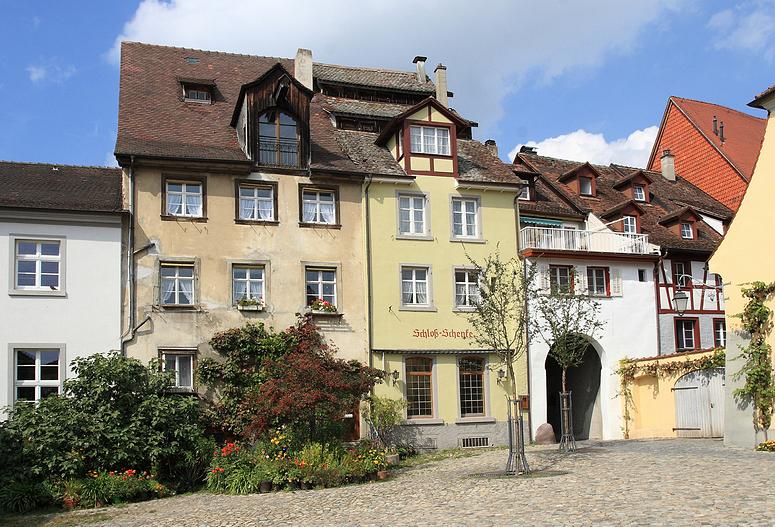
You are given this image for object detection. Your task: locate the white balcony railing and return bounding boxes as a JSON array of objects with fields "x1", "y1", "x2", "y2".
[{"x1": 520, "y1": 226, "x2": 650, "y2": 255}]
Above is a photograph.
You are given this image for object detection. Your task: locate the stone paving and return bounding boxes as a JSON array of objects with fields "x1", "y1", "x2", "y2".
[{"x1": 31, "y1": 439, "x2": 775, "y2": 526}]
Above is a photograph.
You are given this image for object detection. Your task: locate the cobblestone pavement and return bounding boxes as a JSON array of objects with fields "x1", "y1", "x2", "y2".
[{"x1": 35, "y1": 439, "x2": 775, "y2": 526}]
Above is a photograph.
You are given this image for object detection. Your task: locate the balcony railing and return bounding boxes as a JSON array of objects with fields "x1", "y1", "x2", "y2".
[
  {"x1": 258, "y1": 139, "x2": 300, "y2": 168},
  {"x1": 520, "y1": 226, "x2": 651, "y2": 255}
]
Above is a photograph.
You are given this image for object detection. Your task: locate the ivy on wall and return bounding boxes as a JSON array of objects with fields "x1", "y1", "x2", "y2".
[
  {"x1": 616, "y1": 349, "x2": 726, "y2": 439},
  {"x1": 733, "y1": 281, "x2": 775, "y2": 440}
]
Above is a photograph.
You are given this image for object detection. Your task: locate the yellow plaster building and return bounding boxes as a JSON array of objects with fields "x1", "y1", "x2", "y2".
[
  {"x1": 710, "y1": 84, "x2": 775, "y2": 447},
  {"x1": 365, "y1": 98, "x2": 527, "y2": 449}
]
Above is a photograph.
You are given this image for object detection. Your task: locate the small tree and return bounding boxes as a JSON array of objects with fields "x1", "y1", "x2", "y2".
[
  {"x1": 532, "y1": 265, "x2": 605, "y2": 450},
  {"x1": 465, "y1": 248, "x2": 535, "y2": 473},
  {"x1": 362, "y1": 396, "x2": 407, "y2": 450}
]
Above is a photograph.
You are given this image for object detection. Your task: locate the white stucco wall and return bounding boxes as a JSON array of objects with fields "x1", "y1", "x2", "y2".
[
  {"x1": 0, "y1": 214, "x2": 123, "y2": 411},
  {"x1": 527, "y1": 257, "x2": 658, "y2": 440}
]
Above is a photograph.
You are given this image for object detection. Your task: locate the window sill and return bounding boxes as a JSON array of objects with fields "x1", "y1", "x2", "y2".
[
  {"x1": 402, "y1": 418, "x2": 444, "y2": 426},
  {"x1": 452, "y1": 306, "x2": 477, "y2": 313},
  {"x1": 399, "y1": 305, "x2": 437, "y2": 312},
  {"x1": 450, "y1": 237, "x2": 485, "y2": 244},
  {"x1": 168, "y1": 387, "x2": 197, "y2": 395},
  {"x1": 159, "y1": 304, "x2": 199, "y2": 311},
  {"x1": 161, "y1": 215, "x2": 208, "y2": 223},
  {"x1": 235, "y1": 219, "x2": 279, "y2": 226},
  {"x1": 309, "y1": 310, "x2": 344, "y2": 318},
  {"x1": 455, "y1": 416, "x2": 496, "y2": 424},
  {"x1": 298, "y1": 222, "x2": 341, "y2": 230},
  {"x1": 8, "y1": 289, "x2": 67, "y2": 297},
  {"x1": 396, "y1": 234, "x2": 434, "y2": 241}
]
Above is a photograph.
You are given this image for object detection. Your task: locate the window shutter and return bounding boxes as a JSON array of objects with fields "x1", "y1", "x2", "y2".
[
  {"x1": 576, "y1": 267, "x2": 588, "y2": 295},
  {"x1": 610, "y1": 268, "x2": 623, "y2": 296},
  {"x1": 538, "y1": 263, "x2": 550, "y2": 293}
]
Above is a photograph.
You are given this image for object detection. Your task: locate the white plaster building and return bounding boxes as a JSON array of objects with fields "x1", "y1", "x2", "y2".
[
  {"x1": 513, "y1": 148, "x2": 732, "y2": 441},
  {"x1": 0, "y1": 162, "x2": 124, "y2": 412}
]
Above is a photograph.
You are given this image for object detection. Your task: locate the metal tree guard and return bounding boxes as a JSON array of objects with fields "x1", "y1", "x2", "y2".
[
  {"x1": 505, "y1": 397, "x2": 530, "y2": 474},
  {"x1": 558, "y1": 391, "x2": 577, "y2": 452}
]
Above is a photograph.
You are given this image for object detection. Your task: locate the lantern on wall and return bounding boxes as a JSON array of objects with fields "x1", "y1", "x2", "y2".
[{"x1": 672, "y1": 290, "x2": 689, "y2": 316}]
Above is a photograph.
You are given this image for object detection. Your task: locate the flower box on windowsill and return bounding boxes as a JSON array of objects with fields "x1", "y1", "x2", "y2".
[
  {"x1": 309, "y1": 310, "x2": 344, "y2": 318},
  {"x1": 237, "y1": 304, "x2": 264, "y2": 312}
]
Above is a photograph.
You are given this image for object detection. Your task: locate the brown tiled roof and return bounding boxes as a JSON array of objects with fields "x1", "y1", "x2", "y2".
[
  {"x1": 456, "y1": 141, "x2": 522, "y2": 186},
  {"x1": 516, "y1": 153, "x2": 733, "y2": 253},
  {"x1": 313, "y1": 63, "x2": 435, "y2": 93},
  {"x1": 661, "y1": 97, "x2": 766, "y2": 180},
  {"x1": 329, "y1": 130, "x2": 407, "y2": 178},
  {"x1": 320, "y1": 95, "x2": 411, "y2": 120},
  {"x1": 0, "y1": 161, "x2": 123, "y2": 213}
]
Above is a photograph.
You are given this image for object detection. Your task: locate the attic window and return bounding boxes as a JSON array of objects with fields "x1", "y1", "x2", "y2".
[
  {"x1": 680, "y1": 222, "x2": 694, "y2": 239},
  {"x1": 579, "y1": 177, "x2": 593, "y2": 196},
  {"x1": 184, "y1": 57, "x2": 200, "y2": 64},
  {"x1": 410, "y1": 125, "x2": 450, "y2": 156},
  {"x1": 518, "y1": 185, "x2": 531, "y2": 201},
  {"x1": 633, "y1": 185, "x2": 646, "y2": 201},
  {"x1": 183, "y1": 84, "x2": 212, "y2": 103}
]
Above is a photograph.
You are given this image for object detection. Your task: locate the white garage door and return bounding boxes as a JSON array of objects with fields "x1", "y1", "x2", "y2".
[{"x1": 673, "y1": 368, "x2": 724, "y2": 438}]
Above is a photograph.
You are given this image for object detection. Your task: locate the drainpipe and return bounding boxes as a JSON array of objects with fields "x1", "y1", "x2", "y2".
[{"x1": 364, "y1": 174, "x2": 375, "y2": 372}]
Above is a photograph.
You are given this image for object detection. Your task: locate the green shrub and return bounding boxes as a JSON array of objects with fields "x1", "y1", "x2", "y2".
[
  {"x1": 0, "y1": 480, "x2": 53, "y2": 513},
  {"x1": 362, "y1": 396, "x2": 407, "y2": 449}
]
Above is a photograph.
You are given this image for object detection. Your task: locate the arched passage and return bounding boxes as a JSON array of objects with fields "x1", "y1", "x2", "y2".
[{"x1": 545, "y1": 339, "x2": 603, "y2": 440}]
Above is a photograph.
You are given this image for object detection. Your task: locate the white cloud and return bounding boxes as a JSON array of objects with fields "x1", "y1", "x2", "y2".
[
  {"x1": 708, "y1": 1, "x2": 775, "y2": 60},
  {"x1": 108, "y1": 0, "x2": 688, "y2": 134},
  {"x1": 509, "y1": 126, "x2": 659, "y2": 168},
  {"x1": 104, "y1": 151, "x2": 119, "y2": 168},
  {"x1": 26, "y1": 60, "x2": 76, "y2": 85}
]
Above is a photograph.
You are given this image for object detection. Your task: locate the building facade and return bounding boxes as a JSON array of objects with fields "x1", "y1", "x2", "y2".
[
  {"x1": 513, "y1": 148, "x2": 731, "y2": 440},
  {"x1": 710, "y1": 84, "x2": 775, "y2": 447},
  {"x1": 647, "y1": 96, "x2": 766, "y2": 211},
  {"x1": 0, "y1": 162, "x2": 124, "y2": 412}
]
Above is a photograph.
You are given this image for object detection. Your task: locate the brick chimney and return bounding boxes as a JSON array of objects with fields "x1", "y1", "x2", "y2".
[
  {"x1": 485, "y1": 139, "x2": 499, "y2": 158},
  {"x1": 413, "y1": 56, "x2": 427, "y2": 83},
  {"x1": 660, "y1": 149, "x2": 676, "y2": 181},
  {"x1": 294, "y1": 48, "x2": 313, "y2": 91},
  {"x1": 434, "y1": 64, "x2": 448, "y2": 107}
]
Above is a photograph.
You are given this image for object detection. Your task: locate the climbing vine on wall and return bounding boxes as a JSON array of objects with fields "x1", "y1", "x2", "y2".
[
  {"x1": 616, "y1": 348, "x2": 726, "y2": 439},
  {"x1": 733, "y1": 281, "x2": 775, "y2": 440}
]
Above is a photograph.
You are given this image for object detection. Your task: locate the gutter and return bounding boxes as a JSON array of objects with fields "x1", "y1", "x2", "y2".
[{"x1": 364, "y1": 174, "x2": 375, "y2": 373}]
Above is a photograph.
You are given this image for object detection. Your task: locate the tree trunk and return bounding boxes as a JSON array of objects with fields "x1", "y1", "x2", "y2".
[{"x1": 562, "y1": 366, "x2": 568, "y2": 394}]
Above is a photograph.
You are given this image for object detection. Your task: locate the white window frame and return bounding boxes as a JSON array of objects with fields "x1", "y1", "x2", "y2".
[
  {"x1": 13, "y1": 347, "x2": 64, "y2": 402},
  {"x1": 400, "y1": 265, "x2": 432, "y2": 308},
  {"x1": 305, "y1": 267, "x2": 337, "y2": 308},
  {"x1": 238, "y1": 184, "x2": 275, "y2": 222},
  {"x1": 160, "y1": 262, "x2": 195, "y2": 306},
  {"x1": 454, "y1": 268, "x2": 480, "y2": 309},
  {"x1": 622, "y1": 215, "x2": 637, "y2": 234},
  {"x1": 232, "y1": 265, "x2": 265, "y2": 305},
  {"x1": 166, "y1": 181, "x2": 204, "y2": 218},
  {"x1": 579, "y1": 177, "x2": 593, "y2": 196},
  {"x1": 451, "y1": 197, "x2": 480, "y2": 239},
  {"x1": 11, "y1": 238, "x2": 64, "y2": 295},
  {"x1": 518, "y1": 185, "x2": 531, "y2": 201},
  {"x1": 397, "y1": 193, "x2": 428, "y2": 237},
  {"x1": 586, "y1": 267, "x2": 609, "y2": 296},
  {"x1": 676, "y1": 319, "x2": 697, "y2": 350},
  {"x1": 714, "y1": 319, "x2": 726, "y2": 348},
  {"x1": 409, "y1": 125, "x2": 451, "y2": 156},
  {"x1": 681, "y1": 222, "x2": 694, "y2": 239},
  {"x1": 549, "y1": 265, "x2": 573, "y2": 294},
  {"x1": 301, "y1": 188, "x2": 337, "y2": 225},
  {"x1": 161, "y1": 349, "x2": 196, "y2": 391},
  {"x1": 183, "y1": 85, "x2": 211, "y2": 103},
  {"x1": 633, "y1": 185, "x2": 645, "y2": 201}
]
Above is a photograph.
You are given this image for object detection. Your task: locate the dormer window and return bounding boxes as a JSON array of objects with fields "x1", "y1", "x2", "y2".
[
  {"x1": 183, "y1": 84, "x2": 212, "y2": 103},
  {"x1": 410, "y1": 126, "x2": 450, "y2": 156},
  {"x1": 633, "y1": 185, "x2": 646, "y2": 202},
  {"x1": 518, "y1": 185, "x2": 531, "y2": 201},
  {"x1": 623, "y1": 215, "x2": 637, "y2": 234},
  {"x1": 579, "y1": 177, "x2": 593, "y2": 196},
  {"x1": 680, "y1": 222, "x2": 694, "y2": 239},
  {"x1": 258, "y1": 110, "x2": 299, "y2": 167}
]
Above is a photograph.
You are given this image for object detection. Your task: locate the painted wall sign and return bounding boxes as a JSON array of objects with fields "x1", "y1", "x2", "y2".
[{"x1": 412, "y1": 328, "x2": 475, "y2": 339}]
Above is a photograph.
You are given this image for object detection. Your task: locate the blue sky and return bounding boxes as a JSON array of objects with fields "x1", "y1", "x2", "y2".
[{"x1": 1, "y1": 0, "x2": 773, "y2": 168}]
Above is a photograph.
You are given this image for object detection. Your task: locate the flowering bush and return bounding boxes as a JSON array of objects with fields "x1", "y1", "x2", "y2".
[
  {"x1": 756, "y1": 440, "x2": 775, "y2": 452},
  {"x1": 310, "y1": 298, "x2": 337, "y2": 313},
  {"x1": 50, "y1": 470, "x2": 169, "y2": 509},
  {"x1": 353, "y1": 442, "x2": 387, "y2": 471}
]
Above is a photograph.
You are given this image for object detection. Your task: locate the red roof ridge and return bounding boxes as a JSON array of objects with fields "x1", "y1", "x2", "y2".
[
  {"x1": 0, "y1": 159, "x2": 121, "y2": 171},
  {"x1": 670, "y1": 95, "x2": 766, "y2": 122}
]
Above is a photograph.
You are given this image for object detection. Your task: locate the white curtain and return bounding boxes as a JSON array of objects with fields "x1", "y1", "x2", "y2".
[
  {"x1": 186, "y1": 194, "x2": 202, "y2": 216},
  {"x1": 167, "y1": 194, "x2": 183, "y2": 215},
  {"x1": 233, "y1": 281, "x2": 247, "y2": 303},
  {"x1": 302, "y1": 202, "x2": 317, "y2": 222},
  {"x1": 257, "y1": 200, "x2": 272, "y2": 220},
  {"x1": 179, "y1": 278, "x2": 194, "y2": 304},
  {"x1": 401, "y1": 280, "x2": 413, "y2": 304},
  {"x1": 456, "y1": 283, "x2": 466, "y2": 306},
  {"x1": 249, "y1": 281, "x2": 263, "y2": 300},
  {"x1": 416, "y1": 280, "x2": 427, "y2": 304},
  {"x1": 320, "y1": 203, "x2": 335, "y2": 223},
  {"x1": 162, "y1": 277, "x2": 176, "y2": 304},
  {"x1": 240, "y1": 199, "x2": 254, "y2": 220}
]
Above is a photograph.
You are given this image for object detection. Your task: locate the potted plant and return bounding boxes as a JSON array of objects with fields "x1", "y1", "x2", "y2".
[
  {"x1": 237, "y1": 296, "x2": 264, "y2": 311},
  {"x1": 309, "y1": 298, "x2": 337, "y2": 314}
]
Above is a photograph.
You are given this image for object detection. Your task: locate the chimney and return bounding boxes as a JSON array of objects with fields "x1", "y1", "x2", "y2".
[
  {"x1": 412, "y1": 56, "x2": 427, "y2": 83},
  {"x1": 660, "y1": 149, "x2": 676, "y2": 181},
  {"x1": 712, "y1": 115, "x2": 718, "y2": 136},
  {"x1": 519, "y1": 145, "x2": 537, "y2": 155},
  {"x1": 434, "y1": 64, "x2": 448, "y2": 107},
  {"x1": 484, "y1": 139, "x2": 498, "y2": 158},
  {"x1": 719, "y1": 121, "x2": 725, "y2": 142},
  {"x1": 294, "y1": 48, "x2": 313, "y2": 91}
]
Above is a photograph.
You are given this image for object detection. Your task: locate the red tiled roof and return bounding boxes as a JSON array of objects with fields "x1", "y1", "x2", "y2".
[
  {"x1": 0, "y1": 161, "x2": 123, "y2": 213},
  {"x1": 516, "y1": 153, "x2": 733, "y2": 253}
]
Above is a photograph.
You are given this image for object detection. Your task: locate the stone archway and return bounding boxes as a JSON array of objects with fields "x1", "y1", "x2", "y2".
[{"x1": 545, "y1": 340, "x2": 603, "y2": 441}]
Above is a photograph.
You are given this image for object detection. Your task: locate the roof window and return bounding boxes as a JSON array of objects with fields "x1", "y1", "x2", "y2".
[{"x1": 183, "y1": 84, "x2": 212, "y2": 103}]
